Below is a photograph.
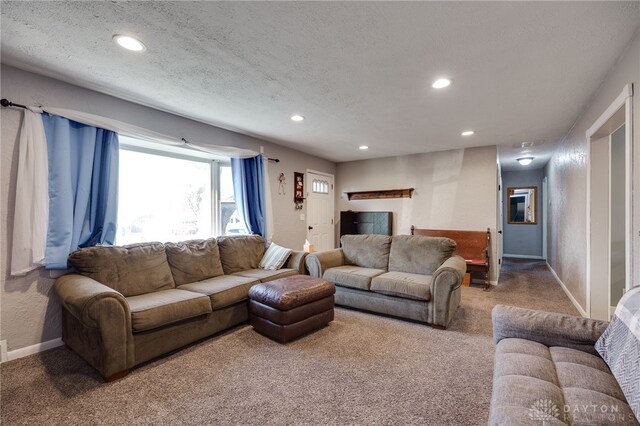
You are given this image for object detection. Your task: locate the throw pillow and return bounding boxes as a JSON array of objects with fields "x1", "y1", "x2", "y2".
[
  {"x1": 259, "y1": 243, "x2": 292, "y2": 270},
  {"x1": 595, "y1": 285, "x2": 640, "y2": 421}
]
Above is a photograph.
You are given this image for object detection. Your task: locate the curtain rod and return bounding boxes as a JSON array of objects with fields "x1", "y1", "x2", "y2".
[
  {"x1": 1, "y1": 98, "x2": 27, "y2": 109},
  {"x1": 181, "y1": 137, "x2": 279, "y2": 162},
  {"x1": 4, "y1": 99, "x2": 278, "y2": 161}
]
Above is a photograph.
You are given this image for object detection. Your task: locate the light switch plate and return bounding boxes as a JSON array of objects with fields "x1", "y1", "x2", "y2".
[{"x1": 300, "y1": 213, "x2": 305, "y2": 221}]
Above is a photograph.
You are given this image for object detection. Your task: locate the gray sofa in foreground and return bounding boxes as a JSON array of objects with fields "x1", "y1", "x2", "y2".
[
  {"x1": 54, "y1": 235, "x2": 306, "y2": 381},
  {"x1": 305, "y1": 234, "x2": 466, "y2": 329},
  {"x1": 490, "y1": 305, "x2": 639, "y2": 425}
]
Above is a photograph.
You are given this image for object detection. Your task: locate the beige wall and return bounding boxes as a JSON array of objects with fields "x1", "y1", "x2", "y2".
[
  {"x1": 336, "y1": 145, "x2": 499, "y2": 281},
  {"x1": 0, "y1": 65, "x2": 335, "y2": 353},
  {"x1": 545, "y1": 29, "x2": 640, "y2": 313}
]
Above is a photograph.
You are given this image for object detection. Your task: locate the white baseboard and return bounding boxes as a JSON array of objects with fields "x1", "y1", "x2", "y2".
[
  {"x1": 503, "y1": 254, "x2": 544, "y2": 260},
  {"x1": 5, "y1": 337, "x2": 63, "y2": 362},
  {"x1": 546, "y1": 262, "x2": 588, "y2": 317}
]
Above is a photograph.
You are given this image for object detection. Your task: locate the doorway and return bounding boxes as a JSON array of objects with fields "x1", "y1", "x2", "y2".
[
  {"x1": 587, "y1": 84, "x2": 633, "y2": 320},
  {"x1": 306, "y1": 170, "x2": 335, "y2": 251}
]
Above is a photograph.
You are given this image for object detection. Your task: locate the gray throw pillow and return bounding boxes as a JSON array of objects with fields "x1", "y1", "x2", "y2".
[{"x1": 259, "y1": 242, "x2": 292, "y2": 270}]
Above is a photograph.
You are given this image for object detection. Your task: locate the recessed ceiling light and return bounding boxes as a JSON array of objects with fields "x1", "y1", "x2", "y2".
[
  {"x1": 461, "y1": 130, "x2": 475, "y2": 136},
  {"x1": 359, "y1": 145, "x2": 369, "y2": 150},
  {"x1": 517, "y1": 157, "x2": 534, "y2": 166},
  {"x1": 290, "y1": 114, "x2": 305, "y2": 122},
  {"x1": 113, "y1": 35, "x2": 146, "y2": 52},
  {"x1": 432, "y1": 78, "x2": 451, "y2": 89}
]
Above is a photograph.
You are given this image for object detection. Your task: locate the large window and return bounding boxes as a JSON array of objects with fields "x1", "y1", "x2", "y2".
[{"x1": 116, "y1": 137, "x2": 241, "y2": 245}]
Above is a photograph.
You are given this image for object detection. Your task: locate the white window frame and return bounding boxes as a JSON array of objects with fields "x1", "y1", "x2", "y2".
[{"x1": 118, "y1": 137, "x2": 232, "y2": 239}]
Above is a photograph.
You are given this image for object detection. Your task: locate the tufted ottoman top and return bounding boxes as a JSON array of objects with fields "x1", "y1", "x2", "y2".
[{"x1": 248, "y1": 275, "x2": 335, "y2": 311}]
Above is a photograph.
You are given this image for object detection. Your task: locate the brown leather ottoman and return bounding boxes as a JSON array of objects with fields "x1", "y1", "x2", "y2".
[{"x1": 248, "y1": 275, "x2": 335, "y2": 343}]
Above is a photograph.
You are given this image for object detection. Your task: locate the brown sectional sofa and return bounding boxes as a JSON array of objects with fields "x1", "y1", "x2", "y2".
[
  {"x1": 54, "y1": 235, "x2": 306, "y2": 381},
  {"x1": 305, "y1": 234, "x2": 466, "y2": 329}
]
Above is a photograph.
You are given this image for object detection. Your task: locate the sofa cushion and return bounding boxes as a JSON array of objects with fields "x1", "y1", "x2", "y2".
[
  {"x1": 370, "y1": 271, "x2": 432, "y2": 301},
  {"x1": 553, "y1": 356, "x2": 627, "y2": 402},
  {"x1": 340, "y1": 234, "x2": 391, "y2": 270},
  {"x1": 164, "y1": 239, "x2": 224, "y2": 286},
  {"x1": 217, "y1": 235, "x2": 266, "y2": 274},
  {"x1": 388, "y1": 235, "x2": 456, "y2": 275},
  {"x1": 491, "y1": 339, "x2": 567, "y2": 425},
  {"x1": 491, "y1": 338, "x2": 637, "y2": 425},
  {"x1": 178, "y1": 275, "x2": 260, "y2": 310},
  {"x1": 232, "y1": 268, "x2": 298, "y2": 283},
  {"x1": 126, "y1": 289, "x2": 212, "y2": 332},
  {"x1": 550, "y1": 346, "x2": 610, "y2": 374},
  {"x1": 323, "y1": 265, "x2": 386, "y2": 291},
  {"x1": 258, "y1": 243, "x2": 292, "y2": 270},
  {"x1": 562, "y1": 388, "x2": 637, "y2": 425},
  {"x1": 68, "y1": 242, "x2": 175, "y2": 297},
  {"x1": 495, "y1": 338, "x2": 557, "y2": 383},
  {"x1": 490, "y1": 375, "x2": 567, "y2": 425}
]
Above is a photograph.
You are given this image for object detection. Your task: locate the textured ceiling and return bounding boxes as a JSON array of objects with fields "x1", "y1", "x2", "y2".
[{"x1": 2, "y1": 2, "x2": 639, "y2": 163}]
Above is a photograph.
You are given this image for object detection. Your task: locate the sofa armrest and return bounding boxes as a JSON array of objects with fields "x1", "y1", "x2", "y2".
[
  {"x1": 305, "y1": 249, "x2": 345, "y2": 278},
  {"x1": 433, "y1": 255, "x2": 466, "y2": 286},
  {"x1": 430, "y1": 255, "x2": 466, "y2": 328},
  {"x1": 286, "y1": 250, "x2": 308, "y2": 274},
  {"x1": 54, "y1": 274, "x2": 131, "y2": 328},
  {"x1": 54, "y1": 274, "x2": 134, "y2": 379},
  {"x1": 492, "y1": 305, "x2": 609, "y2": 355}
]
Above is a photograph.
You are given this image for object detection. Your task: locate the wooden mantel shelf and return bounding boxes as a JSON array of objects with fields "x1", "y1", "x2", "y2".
[{"x1": 345, "y1": 188, "x2": 414, "y2": 200}]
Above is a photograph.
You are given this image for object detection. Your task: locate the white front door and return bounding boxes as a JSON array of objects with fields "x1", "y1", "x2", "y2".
[{"x1": 306, "y1": 171, "x2": 334, "y2": 251}]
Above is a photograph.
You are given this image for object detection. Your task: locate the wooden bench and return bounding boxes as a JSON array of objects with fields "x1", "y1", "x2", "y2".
[{"x1": 411, "y1": 226, "x2": 491, "y2": 290}]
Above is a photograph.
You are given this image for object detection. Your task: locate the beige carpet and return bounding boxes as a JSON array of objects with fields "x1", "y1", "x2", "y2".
[{"x1": 1, "y1": 259, "x2": 580, "y2": 425}]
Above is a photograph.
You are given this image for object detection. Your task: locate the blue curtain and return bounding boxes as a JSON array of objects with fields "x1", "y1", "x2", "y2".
[
  {"x1": 42, "y1": 114, "x2": 119, "y2": 269},
  {"x1": 231, "y1": 154, "x2": 265, "y2": 236}
]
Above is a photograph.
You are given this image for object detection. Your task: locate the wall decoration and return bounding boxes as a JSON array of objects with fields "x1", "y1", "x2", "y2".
[
  {"x1": 294, "y1": 172, "x2": 304, "y2": 210},
  {"x1": 278, "y1": 172, "x2": 286, "y2": 195}
]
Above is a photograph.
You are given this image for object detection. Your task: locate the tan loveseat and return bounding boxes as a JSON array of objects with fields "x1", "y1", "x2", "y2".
[
  {"x1": 305, "y1": 234, "x2": 466, "y2": 329},
  {"x1": 54, "y1": 235, "x2": 306, "y2": 381}
]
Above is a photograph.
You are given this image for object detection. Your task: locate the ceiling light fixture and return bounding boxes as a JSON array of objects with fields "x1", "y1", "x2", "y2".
[
  {"x1": 432, "y1": 78, "x2": 451, "y2": 89},
  {"x1": 517, "y1": 157, "x2": 534, "y2": 166},
  {"x1": 290, "y1": 114, "x2": 305, "y2": 122},
  {"x1": 359, "y1": 145, "x2": 369, "y2": 150},
  {"x1": 461, "y1": 130, "x2": 475, "y2": 136},
  {"x1": 113, "y1": 35, "x2": 146, "y2": 52}
]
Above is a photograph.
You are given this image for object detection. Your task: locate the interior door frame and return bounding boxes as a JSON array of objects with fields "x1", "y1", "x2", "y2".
[
  {"x1": 542, "y1": 176, "x2": 548, "y2": 260},
  {"x1": 585, "y1": 83, "x2": 634, "y2": 318},
  {"x1": 306, "y1": 169, "x2": 335, "y2": 250}
]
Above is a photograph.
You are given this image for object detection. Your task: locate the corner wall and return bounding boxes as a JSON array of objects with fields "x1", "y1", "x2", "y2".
[
  {"x1": 502, "y1": 168, "x2": 545, "y2": 258},
  {"x1": 0, "y1": 64, "x2": 335, "y2": 353},
  {"x1": 336, "y1": 145, "x2": 499, "y2": 281},
  {"x1": 545, "y1": 29, "x2": 640, "y2": 313}
]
